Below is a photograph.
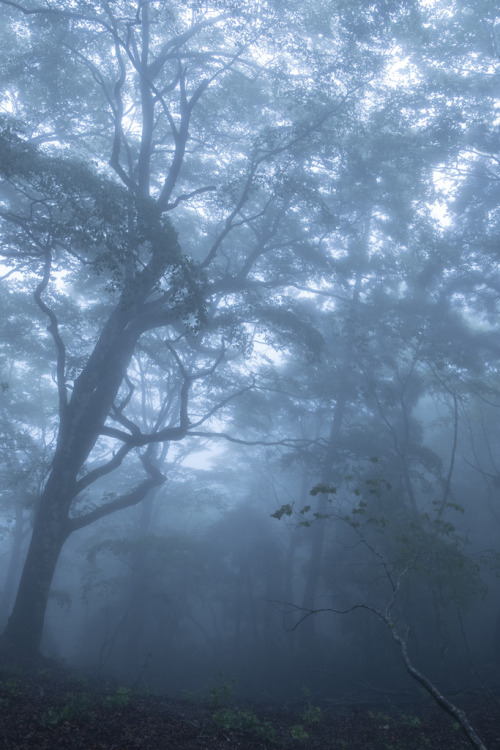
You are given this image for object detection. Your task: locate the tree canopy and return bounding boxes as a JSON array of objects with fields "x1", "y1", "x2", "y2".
[{"x1": 0, "y1": 0, "x2": 499, "y2": 723}]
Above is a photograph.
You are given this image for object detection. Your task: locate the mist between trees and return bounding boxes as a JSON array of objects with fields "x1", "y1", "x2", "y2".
[{"x1": 0, "y1": 0, "x2": 499, "y2": 729}]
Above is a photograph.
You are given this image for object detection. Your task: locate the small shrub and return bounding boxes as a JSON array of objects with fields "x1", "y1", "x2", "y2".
[
  {"x1": 1, "y1": 678, "x2": 20, "y2": 697},
  {"x1": 291, "y1": 724, "x2": 309, "y2": 740},
  {"x1": 212, "y1": 707, "x2": 276, "y2": 742},
  {"x1": 401, "y1": 713, "x2": 421, "y2": 728},
  {"x1": 68, "y1": 673, "x2": 89, "y2": 688},
  {"x1": 180, "y1": 689, "x2": 197, "y2": 705},
  {"x1": 104, "y1": 686, "x2": 132, "y2": 708},
  {"x1": 212, "y1": 707, "x2": 259, "y2": 732},
  {"x1": 207, "y1": 674, "x2": 234, "y2": 709},
  {"x1": 301, "y1": 703, "x2": 322, "y2": 725},
  {"x1": 41, "y1": 693, "x2": 95, "y2": 726},
  {"x1": 260, "y1": 721, "x2": 277, "y2": 743},
  {"x1": 41, "y1": 707, "x2": 66, "y2": 727},
  {"x1": 212, "y1": 707, "x2": 238, "y2": 731}
]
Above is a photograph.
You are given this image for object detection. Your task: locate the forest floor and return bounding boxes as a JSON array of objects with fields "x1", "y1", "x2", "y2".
[{"x1": 0, "y1": 644, "x2": 499, "y2": 749}]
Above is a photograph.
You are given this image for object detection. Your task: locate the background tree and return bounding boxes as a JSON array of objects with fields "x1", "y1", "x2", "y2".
[{"x1": 0, "y1": 0, "x2": 499, "y2": 719}]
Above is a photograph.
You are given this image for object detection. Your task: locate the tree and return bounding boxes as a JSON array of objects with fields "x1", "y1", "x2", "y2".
[
  {"x1": 0, "y1": 287, "x2": 56, "y2": 627},
  {"x1": 274, "y1": 480, "x2": 490, "y2": 750},
  {"x1": 0, "y1": 0, "x2": 495, "y2": 684},
  {"x1": 1, "y1": 0, "x2": 414, "y2": 653}
]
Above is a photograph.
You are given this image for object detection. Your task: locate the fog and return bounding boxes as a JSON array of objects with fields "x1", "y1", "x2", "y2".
[
  {"x1": 3, "y1": 392, "x2": 499, "y2": 704},
  {"x1": 0, "y1": 0, "x2": 499, "y2": 731}
]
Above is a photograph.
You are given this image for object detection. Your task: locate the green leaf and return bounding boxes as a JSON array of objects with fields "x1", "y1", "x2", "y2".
[{"x1": 271, "y1": 504, "x2": 294, "y2": 520}]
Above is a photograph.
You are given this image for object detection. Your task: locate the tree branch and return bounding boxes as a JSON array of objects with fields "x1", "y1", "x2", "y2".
[
  {"x1": 99, "y1": 423, "x2": 186, "y2": 446},
  {"x1": 33, "y1": 246, "x2": 68, "y2": 423},
  {"x1": 165, "y1": 185, "x2": 217, "y2": 211},
  {"x1": 68, "y1": 453, "x2": 165, "y2": 533},
  {"x1": 186, "y1": 431, "x2": 315, "y2": 449},
  {"x1": 274, "y1": 600, "x2": 488, "y2": 750},
  {"x1": 72, "y1": 442, "x2": 135, "y2": 498}
]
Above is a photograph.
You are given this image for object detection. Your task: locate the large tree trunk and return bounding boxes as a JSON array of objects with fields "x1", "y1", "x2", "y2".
[
  {"x1": 2, "y1": 307, "x2": 145, "y2": 652},
  {"x1": 0, "y1": 503, "x2": 29, "y2": 630},
  {"x1": 2, "y1": 475, "x2": 71, "y2": 652},
  {"x1": 1, "y1": 207, "x2": 184, "y2": 654}
]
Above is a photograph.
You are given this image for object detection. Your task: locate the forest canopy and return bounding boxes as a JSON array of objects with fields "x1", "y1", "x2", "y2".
[{"x1": 0, "y1": 0, "x2": 499, "y2": 724}]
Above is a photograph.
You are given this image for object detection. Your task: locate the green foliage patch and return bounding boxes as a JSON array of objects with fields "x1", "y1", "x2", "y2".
[
  {"x1": 104, "y1": 686, "x2": 133, "y2": 709},
  {"x1": 41, "y1": 692, "x2": 95, "y2": 726}
]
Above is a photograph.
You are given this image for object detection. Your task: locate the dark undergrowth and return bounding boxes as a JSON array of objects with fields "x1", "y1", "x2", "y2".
[{"x1": 0, "y1": 643, "x2": 499, "y2": 749}]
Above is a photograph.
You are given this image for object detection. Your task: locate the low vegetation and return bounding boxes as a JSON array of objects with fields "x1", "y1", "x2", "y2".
[{"x1": 0, "y1": 646, "x2": 498, "y2": 750}]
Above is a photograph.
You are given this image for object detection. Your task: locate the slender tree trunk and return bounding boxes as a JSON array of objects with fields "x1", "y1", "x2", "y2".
[
  {"x1": 124, "y1": 491, "x2": 157, "y2": 674},
  {"x1": 299, "y1": 388, "x2": 347, "y2": 649},
  {"x1": 299, "y1": 220, "x2": 369, "y2": 649},
  {"x1": 393, "y1": 628, "x2": 489, "y2": 750}
]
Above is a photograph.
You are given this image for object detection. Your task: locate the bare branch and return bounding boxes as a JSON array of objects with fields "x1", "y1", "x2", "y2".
[
  {"x1": 156, "y1": 63, "x2": 192, "y2": 209},
  {"x1": 273, "y1": 597, "x2": 489, "y2": 750},
  {"x1": 33, "y1": 247, "x2": 68, "y2": 423},
  {"x1": 186, "y1": 431, "x2": 315, "y2": 449},
  {"x1": 109, "y1": 403, "x2": 142, "y2": 438},
  {"x1": 72, "y1": 442, "x2": 134, "y2": 497},
  {"x1": 99, "y1": 423, "x2": 186, "y2": 445},
  {"x1": 148, "y1": 14, "x2": 230, "y2": 80},
  {"x1": 165, "y1": 185, "x2": 216, "y2": 211},
  {"x1": 115, "y1": 374, "x2": 135, "y2": 414},
  {"x1": 68, "y1": 469, "x2": 164, "y2": 533},
  {"x1": 200, "y1": 159, "x2": 260, "y2": 268},
  {"x1": 271, "y1": 600, "x2": 378, "y2": 632},
  {"x1": 186, "y1": 382, "x2": 252, "y2": 430}
]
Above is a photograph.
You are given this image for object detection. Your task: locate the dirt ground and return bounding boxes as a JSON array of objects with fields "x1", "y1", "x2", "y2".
[{"x1": 0, "y1": 644, "x2": 499, "y2": 749}]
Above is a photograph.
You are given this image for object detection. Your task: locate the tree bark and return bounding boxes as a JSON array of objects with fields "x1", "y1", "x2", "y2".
[
  {"x1": 299, "y1": 222, "x2": 369, "y2": 648},
  {"x1": 393, "y1": 629, "x2": 489, "y2": 750},
  {"x1": 2, "y1": 475, "x2": 70, "y2": 652},
  {"x1": 1, "y1": 300, "x2": 153, "y2": 652},
  {"x1": 299, "y1": 380, "x2": 347, "y2": 649},
  {"x1": 0, "y1": 503, "x2": 29, "y2": 629}
]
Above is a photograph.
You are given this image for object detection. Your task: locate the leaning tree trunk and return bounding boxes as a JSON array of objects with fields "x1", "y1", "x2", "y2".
[
  {"x1": 2, "y1": 304, "x2": 146, "y2": 653},
  {"x1": 0, "y1": 503, "x2": 29, "y2": 629},
  {"x1": 2, "y1": 473, "x2": 71, "y2": 653}
]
